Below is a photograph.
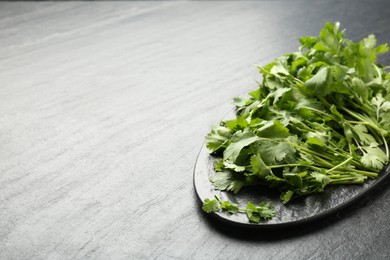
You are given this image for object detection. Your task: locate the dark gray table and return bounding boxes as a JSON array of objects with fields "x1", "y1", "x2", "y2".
[{"x1": 1, "y1": 1, "x2": 389, "y2": 259}]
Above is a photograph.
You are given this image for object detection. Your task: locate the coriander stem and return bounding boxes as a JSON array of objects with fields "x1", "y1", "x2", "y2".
[
  {"x1": 326, "y1": 157, "x2": 353, "y2": 173},
  {"x1": 333, "y1": 169, "x2": 378, "y2": 178},
  {"x1": 346, "y1": 120, "x2": 371, "y2": 125},
  {"x1": 342, "y1": 108, "x2": 383, "y2": 134},
  {"x1": 269, "y1": 163, "x2": 309, "y2": 168},
  {"x1": 329, "y1": 178, "x2": 365, "y2": 184},
  {"x1": 214, "y1": 195, "x2": 222, "y2": 203},
  {"x1": 327, "y1": 174, "x2": 356, "y2": 179},
  {"x1": 381, "y1": 132, "x2": 389, "y2": 159},
  {"x1": 308, "y1": 165, "x2": 325, "y2": 171},
  {"x1": 304, "y1": 106, "x2": 333, "y2": 118},
  {"x1": 294, "y1": 78, "x2": 304, "y2": 84},
  {"x1": 288, "y1": 142, "x2": 334, "y2": 162}
]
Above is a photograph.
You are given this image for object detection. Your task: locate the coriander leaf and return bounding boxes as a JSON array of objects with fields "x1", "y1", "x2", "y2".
[
  {"x1": 372, "y1": 93, "x2": 390, "y2": 121},
  {"x1": 265, "y1": 77, "x2": 285, "y2": 90},
  {"x1": 363, "y1": 34, "x2": 377, "y2": 49},
  {"x1": 303, "y1": 66, "x2": 329, "y2": 95},
  {"x1": 351, "y1": 124, "x2": 376, "y2": 145},
  {"x1": 283, "y1": 172, "x2": 305, "y2": 188},
  {"x1": 281, "y1": 190, "x2": 294, "y2": 204},
  {"x1": 257, "y1": 202, "x2": 277, "y2": 219},
  {"x1": 250, "y1": 154, "x2": 271, "y2": 178},
  {"x1": 271, "y1": 87, "x2": 291, "y2": 105},
  {"x1": 317, "y1": 21, "x2": 344, "y2": 54},
  {"x1": 328, "y1": 64, "x2": 353, "y2": 94},
  {"x1": 220, "y1": 201, "x2": 239, "y2": 214},
  {"x1": 245, "y1": 201, "x2": 276, "y2": 222},
  {"x1": 258, "y1": 141, "x2": 296, "y2": 164},
  {"x1": 305, "y1": 131, "x2": 328, "y2": 147},
  {"x1": 249, "y1": 88, "x2": 262, "y2": 100},
  {"x1": 258, "y1": 62, "x2": 275, "y2": 77},
  {"x1": 291, "y1": 56, "x2": 307, "y2": 71},
  {"x1": 299, "y1": 36, "x2": 318, "y2": 51},
  {"x1": 245, "y1": 201, "x2": 261, "y2": 223},
  {"x1": 205, "y1": 125, "x2": 232, "y2": 152},
  {"x1": 297, "y1": 66, "x2": 312, "y2": 81},
  {"x1": 380, "y1": 111, "x2": 390, "y2": 131},
  {"x1": 311, "y1": 171, "x2": 330, "y2": 189},
  {"x1": 295, "y1": 95, "x2": 325, "y2": 112},
  {"x1": 343, "y1": 125, "x2": 354, "y2": 145},
  {"x1": 223, "y1": 129, "x2": 259, "y2": 162},
  {"x1": 233, "y1": 96, "x2": 248, "y2": 107},
  {"x1": 306, "y1": 137, "x2": 325, "y2": 147},
  {"x1": 266, "y1": 175, "x2": 287, "y2": 188},
  {"x1": 330, "y1": 104, "x2": 344, "y2": 121},
  {"x1": 226, "y1": 116, "x2": 249, "y2": 131},
  {"x1": 257, "y1": 120, "x2": 289, "y2": 139},
  {"x1": 372, "y1": 94, "x2": 390, "y2": 111},
  {"x1": 361, "y1": 143, "x2": 388, "y2": 170},
  {"x1": 209, "y1": 171, "x2": 247, "y2": 194},
  {"x1": 374, "y1": 43, "x2": 389, "y2": 58},
  {"x1": 351, "y1": 77, "x2": 369, "y2": 100},
  {"x1": 214, "y1": 158, "x2": 224, "y2": 172},
  {"x1": 270, "y1": 57, "x2": 290, "y2": 76},
  {"x1": 223, "y1": 161, "x2": 246, "y2": 172},
  {"x1": 202, "y1": 199, "x2": 221, "y2": 213}
]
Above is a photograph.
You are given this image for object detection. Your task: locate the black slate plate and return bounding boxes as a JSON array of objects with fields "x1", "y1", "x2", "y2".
[{"x1": 194, "y1": 115, "x2": 390, "y2": 229}]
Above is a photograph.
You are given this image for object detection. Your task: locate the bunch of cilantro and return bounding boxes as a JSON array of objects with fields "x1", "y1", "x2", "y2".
[{"x1": 205, "y1": 22, "x2": 390, "y2": 207}]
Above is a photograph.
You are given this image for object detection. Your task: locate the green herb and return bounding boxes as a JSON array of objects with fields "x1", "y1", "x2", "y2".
[
  {"x1": 202, "y1": 196, "x2": 276, "y2": 223},
  {"x1": 245, "y1": 201, "x2": 276, "y2": 223},
  {"x1": 205, "y1": 22, "x2": 390, "y2": 208}
]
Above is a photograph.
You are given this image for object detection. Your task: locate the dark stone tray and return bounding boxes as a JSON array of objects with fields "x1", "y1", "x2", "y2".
[{"x1": 194, "y1": 141, "x2": 390, "y2": 229}]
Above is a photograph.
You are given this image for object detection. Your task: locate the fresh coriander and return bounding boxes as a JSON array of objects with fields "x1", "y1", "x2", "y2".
[
  {"x1": 201, "y1": 196, "x2": 276, "y2": 222},
  {"x1": 202, "y1": 198, "x2": 221, "y2": 213},
  {"x1": 205, "y1": 22, "x2": 390, "y2": 205}
]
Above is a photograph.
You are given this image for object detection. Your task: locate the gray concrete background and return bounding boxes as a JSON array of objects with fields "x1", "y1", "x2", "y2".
[{"x1": 1, "y1": 1, "x2": 390, "y2": 259}]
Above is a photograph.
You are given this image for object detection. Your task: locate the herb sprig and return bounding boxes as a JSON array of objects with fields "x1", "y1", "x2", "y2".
[{"x1": 202, "y1": 196, "x2": 276, "y2": 223}]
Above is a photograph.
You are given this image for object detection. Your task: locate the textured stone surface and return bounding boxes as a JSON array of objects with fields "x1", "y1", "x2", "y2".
[{"x1": 1, "y1": 1, "x2": 390, "y2": 259}]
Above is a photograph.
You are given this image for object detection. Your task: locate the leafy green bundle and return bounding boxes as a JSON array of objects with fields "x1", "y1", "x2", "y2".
[{"x1": 205, "y1": 22, "x2": 390, "y2": 204}]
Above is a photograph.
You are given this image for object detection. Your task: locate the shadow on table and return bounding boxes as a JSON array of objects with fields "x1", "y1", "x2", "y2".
[{"x1": 196, "y1": 177, "x2": 390, "y2": 241}]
